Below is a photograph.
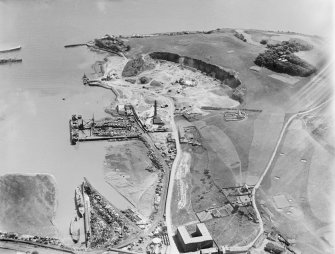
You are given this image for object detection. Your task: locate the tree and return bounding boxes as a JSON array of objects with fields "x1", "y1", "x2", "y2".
[{"x1": 260, "y1": 39, "x2": 268, "y2": 45}]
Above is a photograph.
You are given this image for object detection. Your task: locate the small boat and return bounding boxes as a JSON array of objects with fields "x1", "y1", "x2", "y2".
[
  {"x1": 0, "y1": 46, "x2": 21, "y2": 53},
  {"x1": 82, "y1": 74, "x2": 89, "y2": 85},
  {"x1": 69, "y1": 218, "x2": 80, "y2": 243}
]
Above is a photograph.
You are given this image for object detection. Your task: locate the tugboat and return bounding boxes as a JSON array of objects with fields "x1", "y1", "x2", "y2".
[{"x1": 82, "y1": 74, "x2": 89, "y2": 85}]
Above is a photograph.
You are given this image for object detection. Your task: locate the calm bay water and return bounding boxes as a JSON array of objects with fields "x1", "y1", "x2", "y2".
[
  {"x1": 0, "y1": 0, "x2": 138, "y2": 241},
  {"x1": 0, "y1": 0, "x2": 331, "y2": 241}
]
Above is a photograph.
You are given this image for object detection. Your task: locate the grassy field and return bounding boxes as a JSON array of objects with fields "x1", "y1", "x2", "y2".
[
  {"x1": 258, "y1": 119, "x2": 334, "y2": 254},
  {"x1": 246, "y1": 111, "x2": 285, "y2": 185},
  {"x1": 188, "y1": 145, "x2": 229, "y2": 213},
  {"x1": 171, "y1": 116, "x2": 262, "y2": 245},
  {"x1": 104, "y1": 140, "x2": 158, "y2": 218},
  {"x1": 0, "y1": 174, "x2": 58, "y2": 237},
  {"x1": 204, "y1": 215, "x2": 259, "y2": 247},
  {"x1": 202, "y1": 111, "x2": 259, "y2": 182}
]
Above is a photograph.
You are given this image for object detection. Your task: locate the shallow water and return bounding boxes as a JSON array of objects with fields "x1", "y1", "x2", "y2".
[{"x1": 0, "y1": 0, "x2": 136, "y2": 241}]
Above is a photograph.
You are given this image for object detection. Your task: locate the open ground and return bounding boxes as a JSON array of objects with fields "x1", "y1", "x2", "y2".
[
  {"x1": 257, "y1": 115, "x2": 334, "y2": 254},
  {"x1": 104, "y1": 140, "x2": 158, "y2": 219}
]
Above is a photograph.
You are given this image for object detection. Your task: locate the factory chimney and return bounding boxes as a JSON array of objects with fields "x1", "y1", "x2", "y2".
[{"x1": 154, "y1": 100, "x2": 157, "y2": 117}]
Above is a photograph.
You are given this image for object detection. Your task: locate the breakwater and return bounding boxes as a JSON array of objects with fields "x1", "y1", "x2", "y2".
[
  {"x1": 0, "y1": 46, "x2": 21, "y2": 53},
  {"x1": 64, "y1": 43, "x2": 87, "y2": 48},
  {"x1": 84, "y1": 80, "x2": 119, "y2": 99},
  {"x1": 0, "y1": 58, "x2": 22, "y2": 64}
]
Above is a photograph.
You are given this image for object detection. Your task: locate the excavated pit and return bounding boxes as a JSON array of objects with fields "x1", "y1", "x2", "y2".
[{"x1": 148, "y1": 52, "x2": 242, "y2": 89}]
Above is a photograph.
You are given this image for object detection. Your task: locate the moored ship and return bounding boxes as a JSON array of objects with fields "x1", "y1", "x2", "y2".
[{"x1": 75, "y1": 187, "x2": 85, "y2": 217}]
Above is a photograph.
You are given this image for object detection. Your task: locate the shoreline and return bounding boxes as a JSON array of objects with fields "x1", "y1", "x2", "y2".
[{"x1": 64, "y1": 43, "x2": 124, "y2": 57}]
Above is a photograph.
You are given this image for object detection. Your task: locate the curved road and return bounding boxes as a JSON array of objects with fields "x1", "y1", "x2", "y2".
[{"x1": 164, "y1": 97, "x2": 181, "y2": 253}]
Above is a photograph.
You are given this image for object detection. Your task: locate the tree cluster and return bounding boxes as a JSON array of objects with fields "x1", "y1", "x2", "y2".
[
  {"x1": 234, "y1": 32, "x2": 247, "y2": 42},
  {"x1": 254, "y1": 40, "x2": 316, "y2": 77},
  {"x1": 94, "y1": 34, "x2": 130, "y2": 53}
]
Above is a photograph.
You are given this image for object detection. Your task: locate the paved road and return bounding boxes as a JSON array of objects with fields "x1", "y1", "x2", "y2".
[{"x1": 164, "y1": 97, "x2": 181, "y2": 254}]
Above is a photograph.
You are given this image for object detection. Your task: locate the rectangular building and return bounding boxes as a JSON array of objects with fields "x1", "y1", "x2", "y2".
[{"x1": 176, "y1": 223, "x2": 213, "y2": 253}]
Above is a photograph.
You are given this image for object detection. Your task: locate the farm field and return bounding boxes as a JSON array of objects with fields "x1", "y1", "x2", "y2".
[
  {"x1": 257, "y1": 118, "x2": 334, "y2": 254},
  {"x1": 246, "y1": 112, "x2": 285, "y2": 185}
]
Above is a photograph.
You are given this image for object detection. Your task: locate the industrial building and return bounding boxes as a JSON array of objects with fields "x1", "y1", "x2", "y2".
[
  {"x1": 176, "y1": 223, "x2": 214, "y2": 253},
  {"x1": 153, "y1": 100, "x2": 164, "y2": 125},
  {"x1": 116, "y1": 104, "x2": 133, "y2": 116}
]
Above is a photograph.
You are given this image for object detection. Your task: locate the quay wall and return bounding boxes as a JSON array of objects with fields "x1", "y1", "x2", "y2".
[{"x1": 0, "y1": 239, "x2": 75, "y2": 253}]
